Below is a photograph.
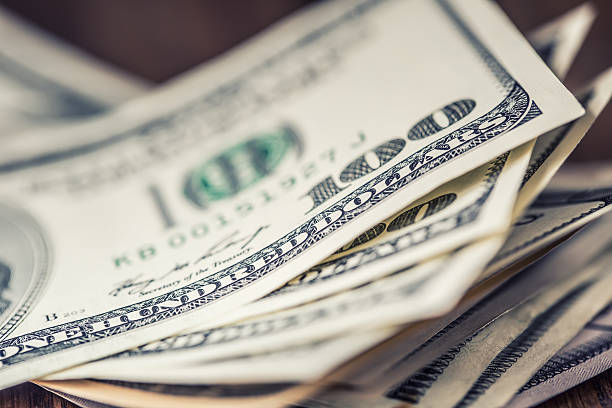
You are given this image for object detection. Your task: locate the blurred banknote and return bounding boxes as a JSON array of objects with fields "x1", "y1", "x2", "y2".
[
  {"x1": 385, "y1": 249, "x2": 612, "y2": 408},
  {"x1": 0, "y1": 6, "x2": 148, "y2": 136},
  {"x1": 290, "y1": 213, "x2": 612, "y2": 408},
  {"x1": 506, "y1": 302, "x2": 612, "y2": 408}
]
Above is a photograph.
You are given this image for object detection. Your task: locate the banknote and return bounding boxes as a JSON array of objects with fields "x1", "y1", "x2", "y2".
[
  {"x1": 60, "y1": 330, "x2": 396, "y2": 385},
  {"x1": 384, "y1": 252, "x2": 612, "y2": 408},
  {"x1": 38, "y1": 8, "x2": 594, "y2": 387},
  {"x1": 0, "y1": 6, "x2": 148, "y2": 136},
  {"x1": 488, "y1": 156, "x2": 612, "y2": 277},
  {"x1": 35, "y1": 17, "x2": 604, "y2": 406},
  {"x1": 164, "y1": 146, "x2": 531, "y2": 332},
  {"x1": 513, "y1": 67, "x2": 612, "y2": 214},
  {"x1": 339, "y1": 237, "x2": 598, "y2": 391},
  {"x1": 285, "y1": 215, "x2": 612, "y2": 407},
  {"x1": 2, "y1": 0, "x2": 581, "y2": 172},
  {"x1": 46, "y1": 237, "x2": 503, "y2": 382},
  {"x1": 45, "y1": 63, "x2": 611, "y2": 382},
  {"x1": 506, "y1": 302, "x2": 612, "y2": 408},
  {"x1": 527, "y1": 2, "x2": 595, "y2": 80},
  {"x1": 37, "y1": 379, "x2": 316, "y2": 408},
  {"x1": 0, "y1": 0, "x2": 582, "y2": 389},
  {"x1": 295, "y1": 238, "x2": 612, "y2": 408},
  {"x1": 200, "y1": 34, "x2": 612, "y2": 330},
  {"x1": 52, "y1": 180, "x2": 612, "y2": 383},
  {"x1": 66, "y1": 6, "x2": 595, "y2": 334}
]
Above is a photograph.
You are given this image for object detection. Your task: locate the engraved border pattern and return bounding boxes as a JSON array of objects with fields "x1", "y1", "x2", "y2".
[{"x1": 0, "y1": 0, "x2": 543, "y2": 367}]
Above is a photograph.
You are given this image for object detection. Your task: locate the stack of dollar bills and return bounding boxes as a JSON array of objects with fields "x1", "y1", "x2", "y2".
[{"x1": 0, "y1": 1, "x2": 610, "y2": 407}]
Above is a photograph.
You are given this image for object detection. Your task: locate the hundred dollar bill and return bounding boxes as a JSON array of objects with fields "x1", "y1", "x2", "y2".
[
  {"x1": 488, "y1": 157, "x2": 612, "y2": 276},
  {"x1": 60, "y1": 330, "x2": 397, "y2": 385},
  {"x1": 196, "y1": 23, "x2": 607, "y2": 330},
  {"x1": 513, "y1": 67, "x2": 612, "y2": 215},
  {"x1": 288, "y1": 214, "x2": 612, "y2": 408},
  {"x1": 34, "y1": 12, "x2": 590, "y2": 384},
  {"x1": 355, "y1": 189, "x2": 612, "y2": 391},
  {"x1": 40, "y1": 332, "x2": 395, "y2": 406},
  {"x1": 37, "y1": 379, "x2": 316, "y2": 408},
  {"x1": 385, "y1": 252, "x2": 612, "y2": 408},
  {"x1": 33, "y1": 71, "x2": 598, "y2": 386},
  {"x1": 72, "y1": 6, "x2": 593, "y2": 334},
  {"x1": 0, "y1": 0, "x2": 582, "y2": 389},
  {"x1": 300, "y1": 242, "x2": 612, "y2": 408},
  {"x1": 165, "y1": 145, "x2": 532, "y2": 332},
  {"x1": 56, "y1": 189, "x2": 612, "y2": 384},
  {"x1": 527, "y1": 2, "x2": 595, "y2": 80},
  {"x1": 52, "y1": 213, "x2": 612, "y2": 403},
  {"x1": 44, "y1": 334, "x2": 406, "y2": 408},
  {"x1": 46, "y1": 237, "x2": 503, "y2": 382},
  {"x1": 506, "y1": 302, "x2": 612, "y2": 408},
  {"x1": 47, "y1": 158, "x2": 612, "y2": 385},
  {"x1": 339, "y1": 242, "x2": 590, "y2": 392},
  {"x1": 140, "y1": 330, "x2": 397, "y2": 385},
  {"x1": 0, "y1": 6, "x2": 148, "y2": 136}
]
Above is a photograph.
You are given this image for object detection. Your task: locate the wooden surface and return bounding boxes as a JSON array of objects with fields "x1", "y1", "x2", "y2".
[
  {"x1": 0, "y1": 383, "x2": 72, "y2": 408},
  {"x1": 539, "y1": 369, "x2": 612, "y2": 408},
  {"x1": 0, "y1": 0, "x2": 610, "y2": 407}
]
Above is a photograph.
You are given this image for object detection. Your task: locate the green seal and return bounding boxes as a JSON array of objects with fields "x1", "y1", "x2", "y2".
[{"x1": 184, "y1": 126, "x2": 301, "y2": 207}]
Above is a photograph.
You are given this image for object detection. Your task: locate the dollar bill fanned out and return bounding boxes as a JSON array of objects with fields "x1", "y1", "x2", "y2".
[
  {"x1": 0, "y1": 0, "x2": 583, "y2": 390},
  {"x1": 0, "y1": 0, "x2": 609, "y2": 407},
  {"x1": 40, "y1": 64, "x2": 612, "y2": 381},
  {"x1": 38, "y1": 9, "x2": 602, "y2": 386},
  {"x1": 40, "y1": 2, "x2": 607, "y2": 385},
  {"x1": 286, "y1": 79, "x2": 612, "y2": 407},
  {"x1": 387, "y1": 244, "x2": 612, "y2": 408},
  {"x1": 506, "y1": 302, "x2": 612, "y2": 408}
]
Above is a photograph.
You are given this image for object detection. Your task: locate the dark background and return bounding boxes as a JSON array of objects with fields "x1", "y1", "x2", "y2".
[{"x1": 0, "y1": 1, "x2": 609, "y2": 407}]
